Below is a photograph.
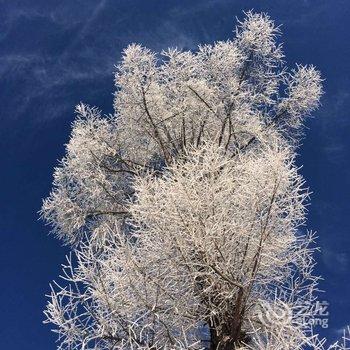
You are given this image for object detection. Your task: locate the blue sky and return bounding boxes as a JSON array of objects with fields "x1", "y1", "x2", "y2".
[{"x1": 0, "y1": 1, "x2": 349, "y2": 348}]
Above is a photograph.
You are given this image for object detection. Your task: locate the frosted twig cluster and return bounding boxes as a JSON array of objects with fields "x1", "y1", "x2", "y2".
[{"x1": 41, "y1": 11, "x2": 346, "y2": 350}]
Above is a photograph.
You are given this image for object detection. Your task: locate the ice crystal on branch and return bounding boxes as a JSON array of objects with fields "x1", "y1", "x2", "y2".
[{"x1": 40, "y1": 11, "x2": 348, "y2": 350}]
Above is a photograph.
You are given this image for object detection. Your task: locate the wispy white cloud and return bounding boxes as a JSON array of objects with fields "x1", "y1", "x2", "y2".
[
  {"x1": 0, "y1": 0, "x2": 205, "y2": 121},
  {"x1": 59, "y1": 0, "x2": 108, "y2": 56}
]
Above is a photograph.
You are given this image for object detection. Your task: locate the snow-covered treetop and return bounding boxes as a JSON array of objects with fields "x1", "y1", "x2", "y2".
[
  {"x1": 40, "y1": 12, "x2": 343, "y2": 350},
  {"x1": 41, "y1": 12, "x2": 322, "y2": 246}
]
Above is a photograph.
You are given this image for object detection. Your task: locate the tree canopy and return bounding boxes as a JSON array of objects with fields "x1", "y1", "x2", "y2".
[{"x1": 41, "y1": 11, "x2": 348, "y2": 350}]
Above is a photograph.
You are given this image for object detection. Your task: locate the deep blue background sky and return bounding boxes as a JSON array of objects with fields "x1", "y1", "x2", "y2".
[{"x1": 0, "y1": 1, "x2": 349, "y2": 349}]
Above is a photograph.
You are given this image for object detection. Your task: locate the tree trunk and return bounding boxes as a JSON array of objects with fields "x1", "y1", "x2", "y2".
[
  {"x1": 208, "y1": 289, "x2": 247, "y2": 349},
  {"x1": 209, "y1": 320, "x2": 245, "y2": 350}
]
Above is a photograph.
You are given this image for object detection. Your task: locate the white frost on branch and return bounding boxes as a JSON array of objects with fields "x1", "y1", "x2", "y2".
[
  {"x1": 41, "y1": 104, "x2": 132, "y2": 245},
  {"x1": 40, "y1": 11, "x2": 347, "y2": 350}
]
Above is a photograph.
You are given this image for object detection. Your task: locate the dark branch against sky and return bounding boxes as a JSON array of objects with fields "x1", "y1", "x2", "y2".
[{"x1": 0, "y1": 1, "x2": 349, "y2": 348}]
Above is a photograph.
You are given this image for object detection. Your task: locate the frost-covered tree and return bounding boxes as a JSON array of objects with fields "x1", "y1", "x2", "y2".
[{"x1": 42, "y1": 12, "x2": 347, "y2": 350}]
